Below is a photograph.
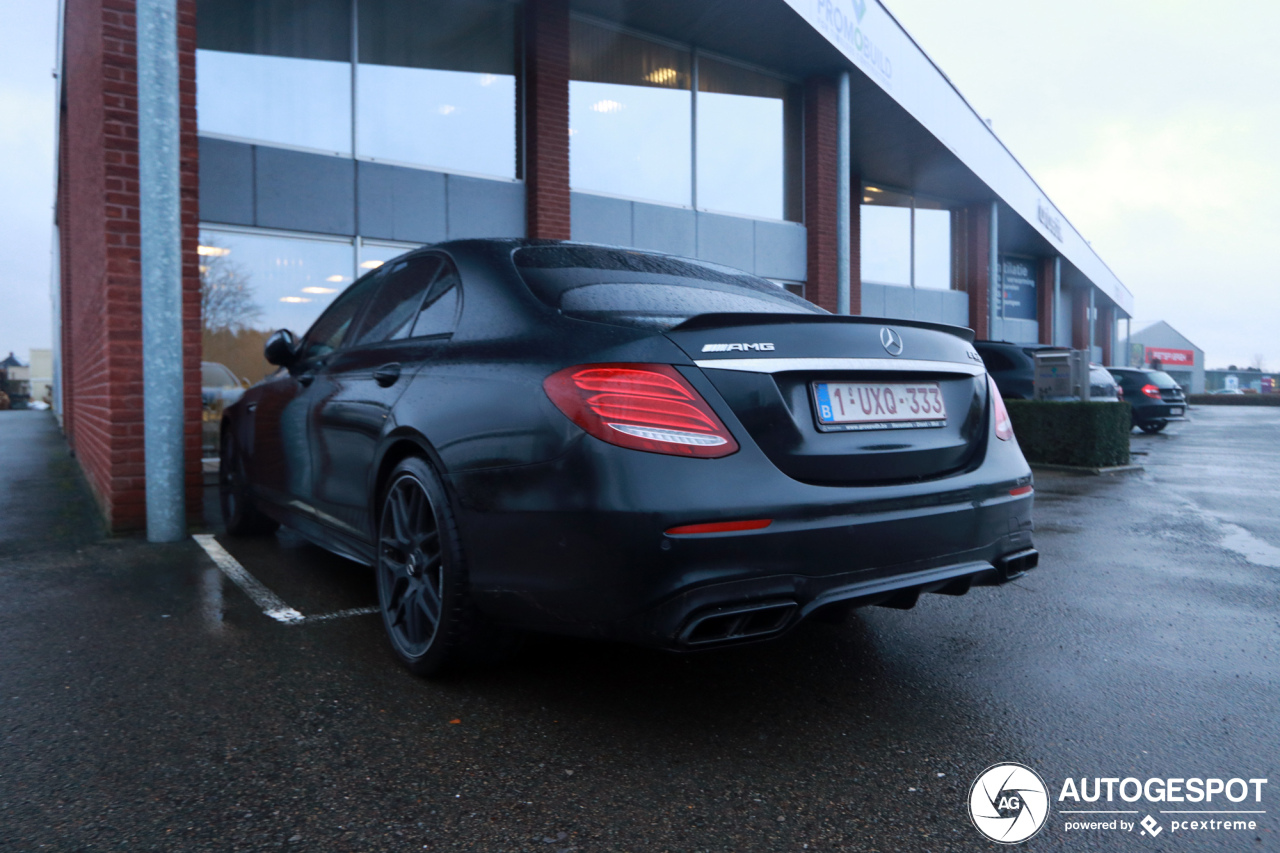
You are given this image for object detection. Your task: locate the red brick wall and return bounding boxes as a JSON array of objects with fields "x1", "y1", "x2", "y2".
[
  {"x1": 804, "y1": 77, "x2": 859, "y2": 314},
  {"x1": 1038, "y1": 257, "x2": 1055, "y2": 344},
  {"x1": 963, "y1": 203, "x2": 992, "y2": 339},
  {"x1": 524, "y1": 0, "x2": 570, "y2": 240},
  {"x1": 58, "y1": 0, "x2": 202, "y2": 532},
  {"x1": 1071, "y1": 287, "x2": 1090, "y2": 351}
]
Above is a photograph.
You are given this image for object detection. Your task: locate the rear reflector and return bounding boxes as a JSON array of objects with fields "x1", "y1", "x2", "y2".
[
  {"x1": 544, "y1": 363, "x2": 739, "y2": 458},
  {"x1": 665, "y1": 519, "x2": 772, "y2": 536},
  {"x1": 1009, "y1": 485, "x2": 1033, "y2": 497}
]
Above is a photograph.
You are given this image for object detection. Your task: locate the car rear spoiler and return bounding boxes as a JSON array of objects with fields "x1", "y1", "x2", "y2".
[{"x1": 671, "y1": 312, "x2": 976, "y2": 343}]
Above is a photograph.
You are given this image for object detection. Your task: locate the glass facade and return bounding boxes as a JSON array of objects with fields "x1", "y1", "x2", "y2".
[
  {"x1": 696, "y1": 56, "x2": 801, "y2": 221},
  {"x1": 197, "y1": 0, "x2": 518, "y2": 178},
  {"x1": 357, "y1": 0, "x2": 517, "y2": 177},
  {"x1": 196, "y1": 0, "x2": 353, "y2": 154},
  {"x1": 570, "y1": 19, "x2": 801, "y2": 220},
  {"x1": 570, "y1": 20, "x2": 692, "y2": 207},
  {"x1": 860, "y1": 186, "x2": 953, "y2": 290}
]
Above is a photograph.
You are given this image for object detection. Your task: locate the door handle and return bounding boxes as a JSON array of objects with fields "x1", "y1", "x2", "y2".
[{"x1": 373, "y1": 363, "x2": 402, "y2": 387}]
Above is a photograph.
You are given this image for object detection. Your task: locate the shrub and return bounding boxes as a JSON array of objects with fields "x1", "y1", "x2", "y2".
[{"x1": 1004, "y1": 401, "x2": 1131, "y2": 468}]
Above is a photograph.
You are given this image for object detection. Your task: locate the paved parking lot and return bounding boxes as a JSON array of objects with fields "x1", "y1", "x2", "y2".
[{"x1": 1, "y1": 407, "x2": 1276, "y2": 851}]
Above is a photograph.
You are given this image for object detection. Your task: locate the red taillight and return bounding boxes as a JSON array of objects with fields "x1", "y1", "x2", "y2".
[
  {"x1": 1116, "y1": 385, "x2": 1124, "y2": 400},
  {"x1": 1141, "y1": 383, "x2": 1162, "y2": 399},
  {"x1": 988, "y1": 375, "x2": 1014, "y2": 441},
  {"x1": 665, "y1": 519, "x2": 772, "y2": 535},
  {"x1": 543, "y1": 364, "x2": 739, "y2": 458}
]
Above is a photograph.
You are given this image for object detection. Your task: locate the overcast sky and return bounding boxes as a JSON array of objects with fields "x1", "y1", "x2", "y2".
[{"x1": 1, "y1": 0, "x2": 1276, "y2": 369}]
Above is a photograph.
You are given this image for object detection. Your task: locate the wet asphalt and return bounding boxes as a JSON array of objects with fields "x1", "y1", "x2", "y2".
[{"x1": 0, "y1": 407, "x2": 1276, "y2": 852}]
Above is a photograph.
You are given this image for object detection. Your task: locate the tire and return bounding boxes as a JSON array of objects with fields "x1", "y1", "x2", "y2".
[
  {"x1": 1138, "y1": 421, "x2": 1167, "y2": 434},
  {"x1": 376, "y1": 456, "x2": 499, "y2": 677},
  {"x1": 220, "y1": 429, "x2": 280, "y2": 536}
]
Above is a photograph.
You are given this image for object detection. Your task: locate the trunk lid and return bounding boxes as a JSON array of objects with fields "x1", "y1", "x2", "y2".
[{"x1": 666, "y1": 314, "x2": 990, "y2": 485}]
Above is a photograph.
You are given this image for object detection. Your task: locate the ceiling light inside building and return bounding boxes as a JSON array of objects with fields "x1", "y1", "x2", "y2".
[
  {"x1": 591, "y1": 99, "x2": 623, "y2": 113},
  {"x1": 360, "y1": 259, "x2": 384, "y2": 269},
  {"x1": 197, "y1": 245, "x2": 230, "y2": 256},
  {"x1": 325, "y1": 275, "x2": 346, "y2": 282},
  {"x1": 280, "y1": 296, "x2": 311, "y2": 303},
  {"x1": 479, "y1": 74, "x2": 495, "y2": 87},
  {"x1": 865, "y1": 187, "x2": 882, "y2": 193},
  {"x1": 863, "y1": 196, "x2": 874, "y2": 203},
  {"x1": 644, "y1": 67, "x2": 678, "y2": 85},
  {"x1": 302, "y1": 286, "x2": 338, "y2": 294},
  {"x1": 438, "y1": 104, "x2": 456, "y2": 115}
]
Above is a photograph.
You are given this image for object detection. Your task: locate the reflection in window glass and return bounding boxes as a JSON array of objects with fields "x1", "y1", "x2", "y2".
[
  {"x1": 860, "y1": 188, "x2": 953, "y2": 290},
  {"x1": 196, "y1": 0, "x2": 352, "y2": 153},
  {"x1": 359, "y1": 241, "x2": 421, "y2": 274},
  {"x1": 357, "y1": 0, "x2": 517, "y2": 177},
  {"x1": 860, "y1": 204, "x2": 911, "y2": 287},
  {"x1": 696, "y1": 57, "x2": 800, "y2": 221},
  {"x1": 570, "y1": 20, "x2": 691, "y2": 206},
  {"x1": 198, "y1": 229, "x2": 355, "y2": 386},
  {"x1": 913, "y1": 207, "x2": 952, "y2": 290}
]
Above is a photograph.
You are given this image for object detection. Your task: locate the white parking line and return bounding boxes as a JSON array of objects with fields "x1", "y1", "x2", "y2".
[{"x1": 192, "y1": 534, "x2": 376, "y2": 624}]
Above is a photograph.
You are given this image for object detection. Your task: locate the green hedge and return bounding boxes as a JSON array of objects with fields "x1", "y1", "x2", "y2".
[
  {"x1": 1004, "y1": 401, "x2": 1131, "y2": 468},
  {"x1": 1186, "y1": 394, "x2": 1280, "y2": 406}
]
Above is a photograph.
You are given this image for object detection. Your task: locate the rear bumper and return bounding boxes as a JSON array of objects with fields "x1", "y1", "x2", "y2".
[{"x1": 452, "y1": 430, "x2": 1036, "y2": 649}]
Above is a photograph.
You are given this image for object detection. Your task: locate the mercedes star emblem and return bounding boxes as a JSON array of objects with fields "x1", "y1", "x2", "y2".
[{"x1": 880, "y1": 327, "x2": 904, "y2": 356}]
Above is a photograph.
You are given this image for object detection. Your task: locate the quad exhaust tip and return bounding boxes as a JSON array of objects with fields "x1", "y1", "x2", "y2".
[{"x1": 680, "y1": 600, "x2": 798, "y2": 647}]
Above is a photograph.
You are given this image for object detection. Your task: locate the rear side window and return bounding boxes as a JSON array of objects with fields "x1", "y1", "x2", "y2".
[
  {"x1": 977, "y1": 348, "x2": 1016, "y2": 372},
  {"x1": 514, "y1": 246, "x2": 824, "y2": 330},
  {"x1": 411, "y1": 262, "x2": 461, "y2": 338},
  {"x1": 349, "y1": 255, "x2": 443, "y2": 345}
]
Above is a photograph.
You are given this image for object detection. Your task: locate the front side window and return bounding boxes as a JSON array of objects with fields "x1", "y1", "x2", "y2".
[
  {"x1": 357, "y1": 0, "x2": 518, "y2": 177},
  {"x1": 196, "y1": 0, "x2": 353, "y2": 153},
  {"x1": 299, "y1": 272, "x2": 381, "y2": 361}
]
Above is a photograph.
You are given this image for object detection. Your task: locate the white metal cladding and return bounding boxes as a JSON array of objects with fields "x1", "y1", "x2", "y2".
[{"x1": 781, "y1": 0, "x2": 1133, "y2": 315}]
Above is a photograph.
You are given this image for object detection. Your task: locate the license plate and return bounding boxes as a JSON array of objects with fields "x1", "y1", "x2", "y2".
[
  {"x1": 812, "y1": 381, "x2": 947, "y2": 431},
  {"x1": 1170, "y1": 407, "x2": 1183, "y2": 415}
]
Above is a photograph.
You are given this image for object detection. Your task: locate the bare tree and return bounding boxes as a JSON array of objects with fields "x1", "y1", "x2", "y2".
[
  {"x1": 200, "y1": 243, "x2": 263, "y2": 332},
  {"x1": 1251, "y1": 353, "x2": 1267, "y2": 372}
]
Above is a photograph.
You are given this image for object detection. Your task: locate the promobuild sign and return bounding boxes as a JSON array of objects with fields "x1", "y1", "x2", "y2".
[
  {"x1": 1145, "y1": 346, "x2": 1195, "y2": 366},
  {"x1": 968, "y1": 763, "x2": 1268, "y2": 844}
]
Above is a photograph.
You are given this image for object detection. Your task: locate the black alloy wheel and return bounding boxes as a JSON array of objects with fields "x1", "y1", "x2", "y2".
[
  {"x1": 220, "y1": 430, "x2": 279, "y2": 535},
  {"x1": 377, "y1": 457, "x2": 482, "y2": 676},
  {"x1": 1139, "y1": 421, "x2": 1167, "y2": 434}
]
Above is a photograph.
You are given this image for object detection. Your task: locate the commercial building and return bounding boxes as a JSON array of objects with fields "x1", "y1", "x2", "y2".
[
  {"x1": 53, "y1": 0, "x2": 1133, "y2": 531},
  {"x1": 1127, "y1": 321, "x2": 1203, "y2": 394}
]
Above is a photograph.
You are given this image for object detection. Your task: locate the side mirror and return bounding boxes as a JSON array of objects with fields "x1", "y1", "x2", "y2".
[{"x1": 264, "y1": 329, "x2": 298, "y2": 367}]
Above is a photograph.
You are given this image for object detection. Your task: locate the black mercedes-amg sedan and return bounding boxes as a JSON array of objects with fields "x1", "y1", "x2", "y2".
[{"x1": 220, "y1": 240, "x2": 1037, "y2": 675}]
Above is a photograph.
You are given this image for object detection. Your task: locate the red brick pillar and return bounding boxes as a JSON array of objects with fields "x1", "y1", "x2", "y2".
[
  {"x1": 524, "y1": 0, "x2": 571, "y2": 240},
  {"x1": 1071, "y1": 288, "x2": 1090, "y2": 351},
  {"x1": 963, "y1": 203, "x2": 992, "y2": 339},
  {"x1": 804, "y1": 76, "x2": 839, "y2": 313},
  {"x1": 1097, "y1": 303, "x2": 1114, "y2": 365},
  {"x1": 58, "y1": 0, "x2": 202, "y2": 531},
  {"x1": 1038, "y1": 257, "x2": 1055, "y2": 344}
]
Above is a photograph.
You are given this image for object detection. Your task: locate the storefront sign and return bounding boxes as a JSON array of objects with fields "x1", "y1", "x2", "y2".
[
  {"x1": 999, "y1": 257, "x2": 1037, "y2": 321},
  {"x1": 1144, "y1": 347, "x2": 1194, "y2": 367}
]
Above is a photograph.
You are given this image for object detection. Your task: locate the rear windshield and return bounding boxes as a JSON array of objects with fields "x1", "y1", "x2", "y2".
[
  {"x1": 1148, "y1": 370, "x2": 1179, "y2": 387},
  {"x1": 514, "y1": 246, "x2": 825, "y2": 330}
]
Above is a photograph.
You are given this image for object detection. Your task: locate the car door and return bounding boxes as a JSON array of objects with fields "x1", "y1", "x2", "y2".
[
  {"x1": 248, "y1": 271, "x2": 382, "y2": 518},
  {"x1": 307, "y1": 253, "x2": 463, "y2": 538}
]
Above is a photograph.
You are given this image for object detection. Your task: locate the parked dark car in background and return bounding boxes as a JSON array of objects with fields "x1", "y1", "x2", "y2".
[
  {"x1": 220, "y1": 240, "x2": 1038, "y2": 675},
  {"x1": 974, "y1": 341, "x2": 1120, "y2": 401},
  {"x1": 1108, "y1": 367, "x2": 1188, "y2": 432},
  {"x1": 202, "y1": 361, "x2": 247, "y2": 456}
]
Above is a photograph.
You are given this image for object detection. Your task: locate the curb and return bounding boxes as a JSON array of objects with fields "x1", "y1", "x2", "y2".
[{"x1": 1031, "y1": 463, "x2": 1145, "y2": 476}]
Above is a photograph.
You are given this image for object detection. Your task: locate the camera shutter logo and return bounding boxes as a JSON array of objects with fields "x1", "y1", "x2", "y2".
[{"x1": 968, "y1": 763, "x2": 1050, "y2": 844}]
